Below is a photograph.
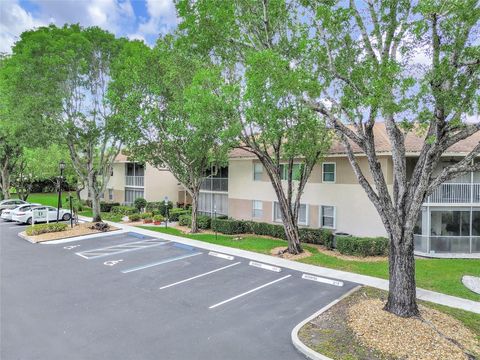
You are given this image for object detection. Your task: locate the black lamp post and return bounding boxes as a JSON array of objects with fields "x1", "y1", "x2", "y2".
[{"x1": 56, "y1": 160, "x2": 66, "y2": 223}]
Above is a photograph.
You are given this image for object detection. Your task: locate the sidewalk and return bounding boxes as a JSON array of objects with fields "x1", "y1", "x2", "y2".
[{"x1": 71, "y1": 217, "x2": 480, "y2": 314}]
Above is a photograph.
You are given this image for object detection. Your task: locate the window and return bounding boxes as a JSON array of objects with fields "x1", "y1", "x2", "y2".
[
  {"x1": 279, "y1": 164, "x2": 303, "y2": 181},
  {"x1": 108, "y1": 189, "x2": 113, "y2": 201},
  {"x1": 273, "y1": 202, "x2": 308, "y2": 225},
  {"x1": 125, "y1": 188, "x2": 144, "y2": 204},
  {"x1": 322, "y1": 163, "x2": 336, "y2": 183},
  {"x1": 253, "y1": 163, "x2": 263, "y2": 181},
  {"x1": 198, "y1": 192, "x2": 228, "y2": 216},
  {"x1": 321, "y1": 205, "x2": 336, "y2": 229},
  {"x1": 252, "y1": 200, "x2": 263, "y2": 218}
]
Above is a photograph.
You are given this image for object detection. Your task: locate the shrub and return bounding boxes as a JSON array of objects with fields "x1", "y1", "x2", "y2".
[
  {"x1": 128, "y1": 214, "x2": 141, "y2": 222},
  {"x1": 145, "y1": 201, "x2": 173, "y2": 217},
  {"x1": 246, "y1": 221, "x2": 287, "y2": 240},
  {"x1": 100, "y1": 202, "x2": 120, "y2": 212},
  {"x1": 134, "y1": 198, "x2": 147, "y2": 211},
  {"x1": 153, "y1": 214, "x2": 164, "y2": 222},
  {"x1": 178, "y1": 214, "x2": 211, "y2": 229},
  {"x1": 111, "y1": 205, "x2": 137, "y2": 215},
  {"x1": 178, "y1": 214, "x2": 191, "y2": 226},
  {"x1": 211, "y1": 218, "x2": 246, "y2": 234},
  {"x1": 298, "y1": 228, "x2": 333, "y2": 246},
  {"x1": 26, "y1": 223, "x2": 68, "y2": 236},
  {"x1": 169, "y1": 208, "x2": 190, "y2": 222},
  {"x1": 324, "y1": 233, "x2": 335, "y2": 250},
  {"x1": 335, "y1": 236, "x2": 388, "y2": 257},
  {"x1": 140, "y1": 212, "x2": 154, "y2": 219}
]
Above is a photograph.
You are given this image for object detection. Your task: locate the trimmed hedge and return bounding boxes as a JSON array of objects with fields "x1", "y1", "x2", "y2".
[
  {"x1": 336, "y1": 236, "x2": 388, "y2": 257},
  {"x1": 26, "y1": 223, "x2": 68, "y2": 236},
  {"x1": 210, "y1": 218, "x2": 333, "y2": 245},
  {"x1": 100, "y1": 202, "x2": 120, "y2": 212},
  {"x1": 211, "y1": 218, "x2": 246, "y2": 234},
  {"x1": 178, "y1": 214, "x2": 211, "y2": 229},
  {"x1": 153, "y1": 214, "x2": 164, "y2": 222},
  {"x1": 111, "y1": 205, "x2": 138, "y2": 215},
  {"x1": 169, "y1": 208, "x2": 190, "y2": 222}
]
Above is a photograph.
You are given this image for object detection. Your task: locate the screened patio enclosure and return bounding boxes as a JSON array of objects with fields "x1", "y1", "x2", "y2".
[{"x1": 414, "y1": 207, "x2": 480, "y2": 255}]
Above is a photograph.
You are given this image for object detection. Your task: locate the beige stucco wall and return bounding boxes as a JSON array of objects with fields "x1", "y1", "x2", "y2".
[
  {"x1": 144, "y1": 164, "x2": 180, "y2": 204},
  {"x1": 228, "y1": 158, "x2": 389, "y2": 237}
]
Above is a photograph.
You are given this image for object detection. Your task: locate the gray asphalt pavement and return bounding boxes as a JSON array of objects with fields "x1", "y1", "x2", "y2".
[{"x1": 0, "y1": 221, "x2": 357, "y2": 360}]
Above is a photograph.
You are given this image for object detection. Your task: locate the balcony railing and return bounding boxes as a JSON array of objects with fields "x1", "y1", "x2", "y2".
[
  {"x1": 200, "y1": 178, "x2": 228, "y2": 192},
  {"x1": 426, "y1": 183, "x2": 480, "y2": 204},
  {"x1": 414, "y1": 234, "x2": 480, "y2": 254},
  {"x1": 125, "y1": 176, "x2": 144, "y2": 187}
]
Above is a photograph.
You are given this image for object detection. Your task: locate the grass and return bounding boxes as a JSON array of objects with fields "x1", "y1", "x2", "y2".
[
  {"x1": 141, "y1": 226, "x2": 480, "y2": 302},
  {"x1": 12, "y1": 192, "x2": 67, "y2": 207},
  {"x1": 78, "y1": 209, "x2": 123, "y2": 222}
]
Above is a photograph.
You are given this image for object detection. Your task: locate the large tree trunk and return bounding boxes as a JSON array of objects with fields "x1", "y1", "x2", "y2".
[
  {"x1": 278, "y1": 198, "x2": 303, "y2": 254},
  {"x1": 91, "y1": 194, "x2": 102, "y2": 222},
  {"x1": 384, "y1": 232, "x2": 419, "y2": 317},
  {"x1": 190, "y1": 191, "x2": 199, "y2": 233}
]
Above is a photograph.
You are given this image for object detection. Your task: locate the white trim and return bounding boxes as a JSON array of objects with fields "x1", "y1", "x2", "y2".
[
  {"x1": 320, "y1": 205, "x2": 336, "y2": 230},
  {"x1": 272, "y1": 201, "x2": 308, "y2": 226},
  {"x1": 322, "y1": 162, "x2": 336, "y2": 183}
]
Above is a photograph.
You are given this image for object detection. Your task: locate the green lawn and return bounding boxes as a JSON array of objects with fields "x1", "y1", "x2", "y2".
[
  {"x1": 13, "y1": 192, "x2": 66, "y2": 207},
  {"x1": 141, "y1": 226, "x2": 480, "y2": 302},
  {"x1": 78, "y1": 209, "x2": 123, "y2": 222}
]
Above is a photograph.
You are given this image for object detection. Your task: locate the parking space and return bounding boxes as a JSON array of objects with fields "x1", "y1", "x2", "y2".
[{"x1": 1, "y1": 226, "x2": 357, "y2": 360}]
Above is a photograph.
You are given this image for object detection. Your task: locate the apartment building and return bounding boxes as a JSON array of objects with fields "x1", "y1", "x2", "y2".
[{"x1": 97, "y1": 124, "x2": 480, "y2": 256}]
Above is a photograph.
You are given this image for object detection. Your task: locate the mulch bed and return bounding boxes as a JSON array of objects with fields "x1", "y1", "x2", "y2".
[
  {"x1": 299, "y1": 287, "x2": 480, "y2": 360},
  {"x1": 20, "y1": 222, "x2": 120, "y2": 243},
  {"x1": 270, "y1": 246, "x2": 312, "y2": 260}
]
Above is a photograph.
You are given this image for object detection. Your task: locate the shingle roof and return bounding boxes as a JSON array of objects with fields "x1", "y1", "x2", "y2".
[{"x1": 229, "y1": 123, "x2": 480, "y2": 158}]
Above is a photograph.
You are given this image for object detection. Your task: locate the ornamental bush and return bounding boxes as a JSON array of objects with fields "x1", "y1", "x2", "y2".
[
  {"x1": 26, "y1": 223, "x2": 68, "y2": 236},
  {"x1": 178, "y1": 214, "x2": 191, "y2": 226},
  {"x1": 134, "y1": 198, "x2": 147, "y2": 211},
  {"x1": 146, "y1": 201, "x2": 173, "y2": 217},
  {"x1": 153, "y1": 214, "x2": 164, "y2": 222},
  {"x1": 178, "y1": 214, "x2": 211, "y2": 229},
  {"x1": 100, "y1": 202, "x2": 120, "y2": 212},
  {"x1": 169, "y1": 208, "x2": 190, "y2": 221},
  {"x1": 128, "y1": 213, "x2": 141, "y2": 222},
  {"x1": 111, "y1": 205, "x2": 138, "y2": 215},
  {"x1": 335, "y1": 236, "x2": 388, "y2": 257},
  {"x1": 211, "y1": 218, "x2": 246, "y2": 234}
]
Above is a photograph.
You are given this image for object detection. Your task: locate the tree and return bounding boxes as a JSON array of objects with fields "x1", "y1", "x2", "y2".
[
  {"x1": 177, "y1": 0, "x2": 331, "y2": 253},
  {"x1": 11, "y1": 25, "x2": 127, "y2": 221},
  {"x1": 11, "y1": 145, "x2": 76, "y2": 201},
  {"x1": 110, "y1": 37, "x2": 238, "y2": 232},
  {"x1": 303, "y1": 0, "x2": 480, "y2": 316}
]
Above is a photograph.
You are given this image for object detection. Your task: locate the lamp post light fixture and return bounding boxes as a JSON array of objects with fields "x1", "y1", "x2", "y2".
[{"x1": 56, "y1": 160, "x2": 66, "y2": 223}]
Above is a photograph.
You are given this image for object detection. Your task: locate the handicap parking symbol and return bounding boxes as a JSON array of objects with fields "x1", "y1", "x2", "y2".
[
  {"x1": 104, "y1": 259, "x2": 123, "y2": 266},
  {"x1": 64, "y1": 245, "x2": 80, "y2": 250}
]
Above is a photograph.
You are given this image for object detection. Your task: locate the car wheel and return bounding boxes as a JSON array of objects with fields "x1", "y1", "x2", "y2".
[
  {"x1": 62, "y1": 213, "x2": 71, "y2": 221},
  {"x1": 27, "y1": 217, "x2": 33, "y2": 225}
]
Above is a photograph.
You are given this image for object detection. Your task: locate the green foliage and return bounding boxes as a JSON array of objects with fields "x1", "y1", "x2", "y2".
[
  {"x1": 134, "y1": 198, "x2": 147, "y2": 211},
  {"x1": 211, "y1": 218, "x2": 246, "y2": 234},
  {"x1": 153, "y1": 214, "x2": 164, "y2": 222},
  {"x1": 128, "y1": 213, "x2": 141, "y2": 222},
  {"x1": 100, "y1": 202, "x2": 120, "y2": 212},
  {"x1": 210, "y1": 218, "x2": 333, "y2": 245},
  {"x1": 26, "y1": 223, "x2": 68, "y2": 236},
  {"x1": 111, "y1": 205, "x2": 137, "y2": 215},
  {"x1": 169, "y1": 208, "x2": 190, "y2": 221},
  {"x1": 178, "y1": 214, "x2": 211, "y2": 229},
  {"x1": 145, "y1": 201, "x2": 173, "y2": 217},
  {"x1": 140, "y1": 212, "x2": 154, "y2": 220},
  {"x1": 335, "y1": 236, "x2": 389, "y2": 257}
]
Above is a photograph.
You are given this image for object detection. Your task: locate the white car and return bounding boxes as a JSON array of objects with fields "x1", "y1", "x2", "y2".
[
  {"x1": 1, "y1": 203, "x2": 41, "y2": 221},
  {"x1": 12, "y1": 206, "x2": 72, "y2": 225}
]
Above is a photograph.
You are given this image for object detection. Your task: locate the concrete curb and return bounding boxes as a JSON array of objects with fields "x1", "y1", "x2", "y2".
[
  {"x1": 291, "y1": 286, "x2": 361, "y2": 360},
  {"x1": 41, "y1": 217, "x2": 480, "y2": 314}
]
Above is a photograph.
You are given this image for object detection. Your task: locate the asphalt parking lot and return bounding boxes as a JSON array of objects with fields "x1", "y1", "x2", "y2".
[{"x1": 1, "y1": 222, "x2": 357, "y2": 360}]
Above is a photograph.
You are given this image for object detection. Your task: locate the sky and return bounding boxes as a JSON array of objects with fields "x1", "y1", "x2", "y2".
[{"x1": 0, "y1": 0, "x2": 179, "y2": 53}]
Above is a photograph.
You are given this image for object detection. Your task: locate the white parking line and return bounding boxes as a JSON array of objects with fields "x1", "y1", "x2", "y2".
[
  {"x1": 121, "y1": 252, "x2": 202, "y2": 274},
  {"x1": 209, "y1": 274, "x2": 292, "y2": 309},
  {"x1": 8, "y1": 225, "x2": 28, "y2": 229},
  {"x1": 159, "y1": 262, "x2": 241, "y2": 290},
  {"x1": 208, "y1": 251, "x2": 234, "y2": 261},
  {"x1": 76, "y1": 239, "x2": 169, "y2": 259},
  {"x1": 248, "y1": 261, "x2": 281, "y2": 272},
  {"x1": 302, "y1": 274, "x2": 344, "y2": 287}
]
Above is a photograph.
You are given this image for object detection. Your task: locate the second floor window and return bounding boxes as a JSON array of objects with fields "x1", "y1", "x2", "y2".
[
  {"x1": 253, "y1": 163, "x2": 263, "y2": 181},
  {"x1": 322, "y1": 163, "x2": 336, "y2": 183},
  {"x1": 279, "y1": 164, "x2": 303, "y2": 181}
]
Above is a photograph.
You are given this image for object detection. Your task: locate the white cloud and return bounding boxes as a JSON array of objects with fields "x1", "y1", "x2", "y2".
[
  {"x1": 137, "y1": 0, "x2": 177, "y2": 36},
  {"x1": 0, "y1": 0, "x2": 45, "y2": 53}
]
